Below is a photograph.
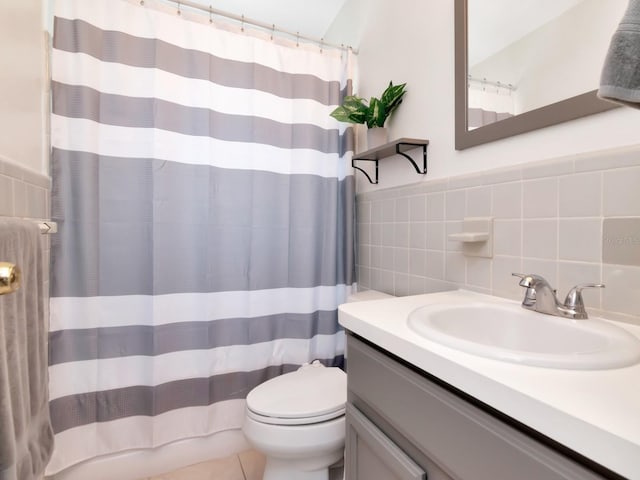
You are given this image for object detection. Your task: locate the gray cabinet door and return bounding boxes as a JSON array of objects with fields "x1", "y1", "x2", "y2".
[
  {"x1": 346, "y1": 403, "x2": 427, "y2": 480},
  {"x1": 346, "y1": 335, "x2": 607, "y2": 480}
]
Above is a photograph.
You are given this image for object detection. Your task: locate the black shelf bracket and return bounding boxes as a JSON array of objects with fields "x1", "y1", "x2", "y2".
[
  {"x1": 395, "y1": 141, "x2": 428, "y2": 176},
  {"x1": 352, "y1": 138, "x2": 429, "y2": 185},
  {"x1": 351, "y1": 158, "x2": 379, "y2": 184}
]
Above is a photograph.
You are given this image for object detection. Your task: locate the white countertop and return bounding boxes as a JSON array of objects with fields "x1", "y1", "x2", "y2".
[{"x1": 338, "y1": 290, "x2": 640, "y2": 480}]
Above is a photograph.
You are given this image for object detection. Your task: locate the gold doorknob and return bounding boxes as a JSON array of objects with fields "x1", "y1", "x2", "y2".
[{"x1": 0, "y1": 262, "x2": 21, "y2": 295}]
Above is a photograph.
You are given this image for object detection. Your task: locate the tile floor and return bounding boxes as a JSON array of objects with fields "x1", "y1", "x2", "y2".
[
  {"x1": 143, "y1": 449, "x2": 344, "y2": 480},
  {"x1": 144, "y1": 450, "x2": 265, "y2": 480}
]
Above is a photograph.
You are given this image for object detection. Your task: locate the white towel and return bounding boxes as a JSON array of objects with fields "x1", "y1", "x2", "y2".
[
  {"x1": 0, "y1": 219, "x2": 54, "y2": 480},
  {"x1": 599, "y1": 0, "x2": 640, "y2": 108}
]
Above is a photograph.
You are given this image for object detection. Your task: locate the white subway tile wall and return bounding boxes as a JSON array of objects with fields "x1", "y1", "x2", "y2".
[
  {"x1": 523, "y1": 178, "x2": 558, "y2": 218},
  {"x1": 0, "y1": 155, "x2": 50, "y2": 219},
  {"x1": 356, "y1": 145, "x2": 640, "y2": 326},
  {"x1": 603, "y1": 166, "x2": 640, "y2": 216},
  {"x1": 603, "y1": 265, "x2": 640, "y2": 317},
  {"x1": 0, "y1": 174, "x2": 12, "y2": 216},
  {"x1": 559, "y1": 172, "x2": 601, "y2": 217},
  {"x1": 492, "y1": 181, "x2": 522, "y2": 219}
]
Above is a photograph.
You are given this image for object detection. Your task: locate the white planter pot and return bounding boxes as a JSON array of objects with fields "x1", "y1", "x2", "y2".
[{"x1": 366, "y1": 127, "x2": 388, "y2": 150}]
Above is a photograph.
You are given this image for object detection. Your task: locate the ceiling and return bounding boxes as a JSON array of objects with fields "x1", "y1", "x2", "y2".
[
  {"x1": 188, "y1": 0, "x2": 348, "y2": 39},
  {"x1": 182, "y1": 1, "x2": 588, "y2": 62}
]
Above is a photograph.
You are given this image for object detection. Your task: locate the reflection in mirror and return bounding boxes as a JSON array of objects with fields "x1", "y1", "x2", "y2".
[{"x1": 455, "y1": 0, "x2": 623, "y2": 150}]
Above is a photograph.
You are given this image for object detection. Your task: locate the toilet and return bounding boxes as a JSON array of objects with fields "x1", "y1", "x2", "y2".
[{"x1": 242, "y1": 290, "x2": 393, "y2": 480}]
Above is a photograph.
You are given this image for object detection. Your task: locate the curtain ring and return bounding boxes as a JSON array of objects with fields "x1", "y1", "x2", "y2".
[
  {"x1": 320, "y1": 38, "x2": 324, "y2": 54},
  {"x1": 270, "y1": 24, "x2": 275, "y2": 41},
  {"x1": 177, "y1": 2, "x2": 181, "y2": 15},
  {"x1": 209, "y1": 5, "x2": 213, "y2": 23},
  {"x1": 241, "y1": 14, "x2": 245, "y2": 32}
]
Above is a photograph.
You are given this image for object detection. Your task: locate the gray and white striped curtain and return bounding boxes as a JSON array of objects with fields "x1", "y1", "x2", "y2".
[
  {"x1": 467, "y1": 81, "x2": 514, "y2": 129},
  {"x1": 47, "y1": 0, "x2": 356, "y2": 473}
]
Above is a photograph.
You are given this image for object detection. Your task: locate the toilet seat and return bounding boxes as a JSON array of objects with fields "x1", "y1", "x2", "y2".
[
  {"x1": 246, "y1": 405, "x2": 345, "y2": 425},
  {"x1": 246, "y1": 362, "x2": 347, "y2": 426}
]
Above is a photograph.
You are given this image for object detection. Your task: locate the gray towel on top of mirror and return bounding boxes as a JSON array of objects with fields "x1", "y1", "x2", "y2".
[
  {"x1": 0, "y1": 219, "x2": 54, "y2": 480},
  {"x1": 599, "y1": 0, "x2": 640, "y2": 108}
]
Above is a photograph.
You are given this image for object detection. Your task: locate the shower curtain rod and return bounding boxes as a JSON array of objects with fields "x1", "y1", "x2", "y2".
[
  {"x1": 157, "y1": 0, "x2": 359, "y2": 54},
  {"x1": 468, "y1": 75, "x2": 516, "y2": 91}
]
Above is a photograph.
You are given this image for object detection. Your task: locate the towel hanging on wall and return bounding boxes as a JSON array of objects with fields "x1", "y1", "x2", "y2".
[
  {"x1": 0, "y1": 219, "x2": 54, "y2": 480},
  {"x1": 598, "y1": 0, "x2": 640, "y2": 108}
]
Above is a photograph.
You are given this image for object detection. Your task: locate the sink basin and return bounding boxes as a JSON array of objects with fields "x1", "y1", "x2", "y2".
[{"x1": 407, "y1": 301, "x2": 640, "y2": 369}]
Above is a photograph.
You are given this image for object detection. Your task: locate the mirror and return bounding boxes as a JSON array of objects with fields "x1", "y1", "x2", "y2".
[{"x1": 455, "y1": 0, "x2": 622, "y2": 150}]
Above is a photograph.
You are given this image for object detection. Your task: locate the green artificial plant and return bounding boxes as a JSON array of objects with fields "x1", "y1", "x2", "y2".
[{"x1": 330, "y1": 81, "x2": 407, "y2": 128}]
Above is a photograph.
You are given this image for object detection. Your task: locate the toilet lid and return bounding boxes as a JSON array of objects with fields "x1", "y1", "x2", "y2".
[{"x1": 246, "y1": 363, "x2": 346, "y2": 425}]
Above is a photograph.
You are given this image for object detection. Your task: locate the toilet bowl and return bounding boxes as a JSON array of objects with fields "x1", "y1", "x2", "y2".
[
  {"x1": 242, "y1": 290, "x2": 393, "y2": 480},
  {"x1": 242, "y1": 362, "x2": 347, "y2": 480}
]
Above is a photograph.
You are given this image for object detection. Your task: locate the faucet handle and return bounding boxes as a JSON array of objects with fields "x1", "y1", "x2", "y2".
[
  {"x1": 512, "y1": 273, "x2": 549, "y2": 288},
  {"x1": 564, "y1": 283, "x2": 605, "y2": 309},
  {"x1": 512, "y1": 273, "x2": 548, "y2": 307}
]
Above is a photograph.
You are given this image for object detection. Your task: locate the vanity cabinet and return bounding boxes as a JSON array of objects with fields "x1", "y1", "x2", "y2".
[
  {"x1": 346, "y1": 404, "x2": 427, "y2": 480},
  {"x1": 345, "y1": 334, "x2": 610, "y2": 480}
]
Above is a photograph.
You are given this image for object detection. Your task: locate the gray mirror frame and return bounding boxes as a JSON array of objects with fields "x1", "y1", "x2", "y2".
[{"x1": 454, "y1": 0, "x2": 619, "y2": 150}]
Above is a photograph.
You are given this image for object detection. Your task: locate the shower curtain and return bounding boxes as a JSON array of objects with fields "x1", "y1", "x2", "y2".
[
  {"x1": 467, "y1": 82, "x2": 514, "y2": 128},
  {"x1": 47, "y1": 0, "x2": 356, "y2": 473}
]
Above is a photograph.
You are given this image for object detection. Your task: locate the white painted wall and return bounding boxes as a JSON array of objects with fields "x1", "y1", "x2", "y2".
[
  {"x1": 325, "y1": 0, "x2": 640, "y2": 193},
  {"x1": 467, "y1": 0, "x2": 584, "y2": 67},
  {"x1": 0, "y1": 0, "x2": 48, "y2": 175},
  {"x1": 188, "y1": 0, "x2": 347, "y2": 40}
]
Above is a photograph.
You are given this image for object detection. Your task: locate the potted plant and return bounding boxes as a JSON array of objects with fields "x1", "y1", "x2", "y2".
[{"x1": 330, "y1": 81, "x2": 407, "y2": 149}]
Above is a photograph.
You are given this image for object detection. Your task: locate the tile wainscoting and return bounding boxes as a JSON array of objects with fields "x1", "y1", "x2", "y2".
[
  {"x1": 356, "y1": 145, "x2": 640, "y2": 325},
  {"x1": 0, "y1": 155, "x2": 50, "y2": 220}
]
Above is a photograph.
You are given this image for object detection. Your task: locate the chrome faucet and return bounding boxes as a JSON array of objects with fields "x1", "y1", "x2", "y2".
[{"x1": 512, "y1": 273, "x2": 604, "y2": 320}]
